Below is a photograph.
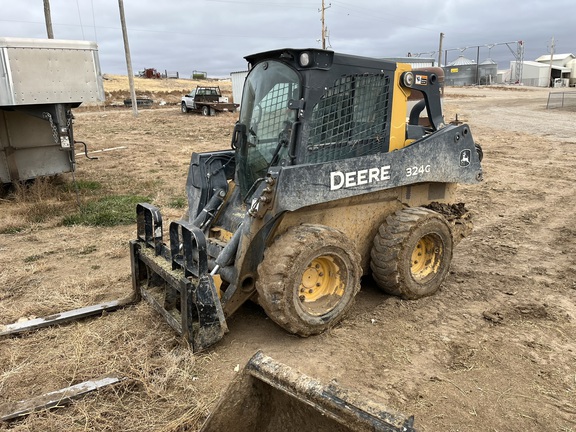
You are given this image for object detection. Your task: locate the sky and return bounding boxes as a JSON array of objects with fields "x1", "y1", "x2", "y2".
[{"x1": 1, "y1": 0, "x2": 575, "y2": 78}]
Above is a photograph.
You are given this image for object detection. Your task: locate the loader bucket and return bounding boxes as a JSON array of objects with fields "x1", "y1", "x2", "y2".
[{"x1": 200, "y1": 351, "x2": 416, "y2": 432}]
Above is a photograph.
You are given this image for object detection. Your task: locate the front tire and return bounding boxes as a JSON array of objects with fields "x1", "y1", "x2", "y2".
[
  {"x1": 370, "y1": 207, "x2": 453, "y2": 300},
  {"x1": 181, "y1": 102, "x2": 188, "y2": 113},
  {"x1": 256, "y1": 224, "x2": 361, "y2": 336}
]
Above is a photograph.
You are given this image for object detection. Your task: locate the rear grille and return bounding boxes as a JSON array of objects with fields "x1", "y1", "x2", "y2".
[{"x1": 306, "y1": 74, "x2": 391, "y2": 164}]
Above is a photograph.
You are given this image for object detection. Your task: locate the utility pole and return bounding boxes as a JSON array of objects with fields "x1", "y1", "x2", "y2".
[
  {"x1": 320, "y1": 0, "x2": 331, "y2": 50},
  {"x1": 43, "y1": 0, "x2": 54, "y2": 38},
  {"x1": 548, "y1": 36, "x2": 555, "y2": 88},
  {"x1": 118, "y1": 0, "x2": 138, "y2": 117},
  {"x1": 437, "y1": 32, "x2": 444, "y2": 67}
]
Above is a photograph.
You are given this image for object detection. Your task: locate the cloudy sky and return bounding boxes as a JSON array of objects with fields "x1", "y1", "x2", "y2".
[{"x1": 1, "y1": 0, "x2": 575, "y2": 77}]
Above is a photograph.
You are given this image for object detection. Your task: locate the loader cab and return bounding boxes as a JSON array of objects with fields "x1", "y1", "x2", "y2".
[
  {"x1": 235, "y1": 59, "x2": 301, "y2": 197},
  {"x1": 233, "y1": 48, "x2": 444, "y2": 200}
]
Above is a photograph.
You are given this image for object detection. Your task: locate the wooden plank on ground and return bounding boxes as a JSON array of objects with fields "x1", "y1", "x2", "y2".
[{"x1": 0, "y1": 376, "x2": 122, "y2": 421}]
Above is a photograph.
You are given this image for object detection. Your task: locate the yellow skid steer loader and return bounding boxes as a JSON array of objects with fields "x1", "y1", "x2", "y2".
[{"x1": 130, "y1": 48, "x2": 483, "y2": 351}]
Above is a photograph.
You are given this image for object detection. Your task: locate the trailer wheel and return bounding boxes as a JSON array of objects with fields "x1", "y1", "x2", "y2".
[
  {"x1": 201, "y1": 105, "x2": 210, "y2": 116},
  {"x1": 181, "y1": 102, "x2": 189, "y2": 113},
  {"x1": 370, "y1": 207, "x2": 453, "y2": 300},
  {"x1": 257, "y1": 224, "x2": 361, "y2": 336}
]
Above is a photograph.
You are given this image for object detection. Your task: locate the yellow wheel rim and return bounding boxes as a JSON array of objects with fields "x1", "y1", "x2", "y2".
[
  {"x1": 411, "y1": 234, "x2": 443, "y2": 282},
  {"x1": 299, "y1": 256, "x2": 344, "y2": 316}
]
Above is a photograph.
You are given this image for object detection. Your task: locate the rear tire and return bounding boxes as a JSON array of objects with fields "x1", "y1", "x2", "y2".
[
  {"x1": 201, "y1": 105, "x2": 210, "y2": 116},
  {"x1": 370, "y1": 207, "x2": 453, "y2": 300},
  {"x1": 256, "y1": 224, "x2": 361, "y2": 336}
]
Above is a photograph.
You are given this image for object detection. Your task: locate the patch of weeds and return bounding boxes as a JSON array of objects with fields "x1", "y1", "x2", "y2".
[
  {"x1": 78, "y1": 244, "x2": 98, "y2": 255},
  {"x1": 11, "y1": 176, "x2": 67, "y2": 203},
  {"x1": 62, "y1": 195, "x2": 150, "y2": 227},
  {"x1": 0, "y1": 226, "x2": 24, "y2": 234},
  {"x1": 139, "y1": 179, "x2": 164, "y2": 192},
  {"x1": 24, "y1": 250, "x2": 56, "y2": 263},
  {"x1": 24, "y1": 254, "x2": 43, "y2": 263},
  {"x1": 169, "y1": 196, "x2": 187, "y2": 209},
  {"x1": 62, "y1": 180, "x2": 103, "y2": 193},
  {"x1": 26, "y1": 201, "x2": 68, "y2": 223},
  {"x1": 91, "y1": 265, "x2": 101, "y2": 270}
]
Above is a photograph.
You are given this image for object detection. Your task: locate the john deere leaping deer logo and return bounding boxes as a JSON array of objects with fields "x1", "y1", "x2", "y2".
[{"x1": 460, "y1": 149, "x2": 471, "y2": 167}]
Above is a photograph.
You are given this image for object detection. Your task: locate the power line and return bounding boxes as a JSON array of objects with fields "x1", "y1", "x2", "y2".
[
  {"x1": 329, "y1": 0, "x2": 439, "y2": 32},
  {"x1": 0, "y1": 19, "x2": 300, "y2": 40},
  {"x1": 75, "y1": 0, "x2": 85, "y2": 39},
  {"x1": 91, "y1": 0, "x2": 98, "y2": 42}
]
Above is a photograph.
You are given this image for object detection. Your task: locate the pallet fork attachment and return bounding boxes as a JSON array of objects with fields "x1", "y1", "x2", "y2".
[
  {"x1": 0, "y1": 299, "x2": 133, "y2": 337},
  {"x1": 130, "y1": 203, "x2": 228, "y2": 351},
  {"x1": 200, "y1": 351, "x2": 417, "y2": 432}
]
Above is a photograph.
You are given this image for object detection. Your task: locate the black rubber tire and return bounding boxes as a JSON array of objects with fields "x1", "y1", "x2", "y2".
[
  {"x1": 370, "y1": 207, "x2": 453, "y2": 300},
  {"x1": 256, "y1": 224, "x2": 361, "y2": 337},
  {"x1": 475, "y1": 143, "x2": 484, "y2": 162},
  {"x1": 201, "y1": 105, "x2": 210, "y2": 116},
  {"x1": 181, "y1": 102, "x2": 188, "y2": 113}
]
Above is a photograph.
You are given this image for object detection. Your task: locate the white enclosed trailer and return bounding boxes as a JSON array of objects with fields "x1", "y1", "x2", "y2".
[{"x1": 0, "y1": 37, "x2": 104, "y2": 183}]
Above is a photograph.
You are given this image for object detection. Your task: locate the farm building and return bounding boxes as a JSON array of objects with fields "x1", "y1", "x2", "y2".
[
  {"x1": 230, "y1": 70, "x2": 248, "y2": 108},
  {"x1": 478, "y1": 58, "x2": 498, "y2": 85},
  {"x1": 442, "y1": 56, "x2": 499, "y2": 86},
  {"x1": 443, "y1": 56, "x2": 476, "y2": 86},
  {"x1": 511, "y1": 53, "x2": 575, "y2": 87}
]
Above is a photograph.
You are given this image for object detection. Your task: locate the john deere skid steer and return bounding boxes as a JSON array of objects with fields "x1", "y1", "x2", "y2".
[{"x1": 130, "y1": 48, "x2": 483, "y2": 351}]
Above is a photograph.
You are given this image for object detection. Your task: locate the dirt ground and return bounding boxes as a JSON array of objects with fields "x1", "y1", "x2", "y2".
[{"x1": 1, "y1": 83, "x2": 575, "y2": 431}]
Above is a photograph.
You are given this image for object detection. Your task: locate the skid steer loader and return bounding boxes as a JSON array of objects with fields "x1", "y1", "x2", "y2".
[{"x1": 130, "y1": 48, "x2": 483, "y2": 351}]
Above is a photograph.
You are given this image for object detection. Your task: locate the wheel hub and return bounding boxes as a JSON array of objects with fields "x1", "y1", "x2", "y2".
[
  {"x1": 411, "y1": 234, "x2": 442, "y2": 282},
  {"x1": 299, "y1": 256, "x2": 344, "y2": 316}
]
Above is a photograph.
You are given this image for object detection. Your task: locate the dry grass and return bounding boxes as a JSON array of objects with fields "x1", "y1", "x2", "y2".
[
  {"x1": 0, "y1": 84, "x2": 239, "y2": 430},
  {"x1": 0, "y1": 305, "x2": 222, "y2": 431}
]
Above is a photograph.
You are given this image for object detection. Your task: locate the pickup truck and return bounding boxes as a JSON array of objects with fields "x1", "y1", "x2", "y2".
[{"x1": 181, "y1": 86, "x2": 238, "y2": 116}]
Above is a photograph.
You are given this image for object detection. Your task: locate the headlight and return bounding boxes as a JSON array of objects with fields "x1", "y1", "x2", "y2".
[{"x1": 299, "y1": 52, "x2": 311, "y2": 67}]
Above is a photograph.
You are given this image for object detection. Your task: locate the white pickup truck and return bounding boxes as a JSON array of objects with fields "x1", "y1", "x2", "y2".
[{"x1": 181, "y1": 86, "x2": 238, "y2": 116}]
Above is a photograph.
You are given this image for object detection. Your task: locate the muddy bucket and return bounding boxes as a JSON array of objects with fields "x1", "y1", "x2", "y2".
[{"x1": 200, "y1": 351, "x2": 416, "y2": 432}]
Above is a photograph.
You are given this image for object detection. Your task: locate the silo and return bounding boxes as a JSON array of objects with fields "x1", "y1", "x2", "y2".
[
  {"x1": 568, "y1": 58, "x2": 576, "y2": 87},
  {"x1": 443, "y1": 56, "x2": 476, "y2": 86},
  {"x1": 478, "y1": 58, "x2": 498, "y2": 85}
]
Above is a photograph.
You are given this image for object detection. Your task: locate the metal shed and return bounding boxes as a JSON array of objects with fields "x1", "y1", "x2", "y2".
[
  {"x1": 511, "y1": 60, "x2": 571, "y2": 87},
  {"x1": 230, "y1": 70, "x2": 248, "y2": 108}
]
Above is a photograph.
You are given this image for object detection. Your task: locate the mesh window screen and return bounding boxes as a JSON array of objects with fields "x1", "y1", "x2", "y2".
[
  {"x1": 257, "y1": 82, "x2": 296, "y2": 143},
  {"x1": 306, "y1": 74, "x2": 391, "y2": 164}
]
